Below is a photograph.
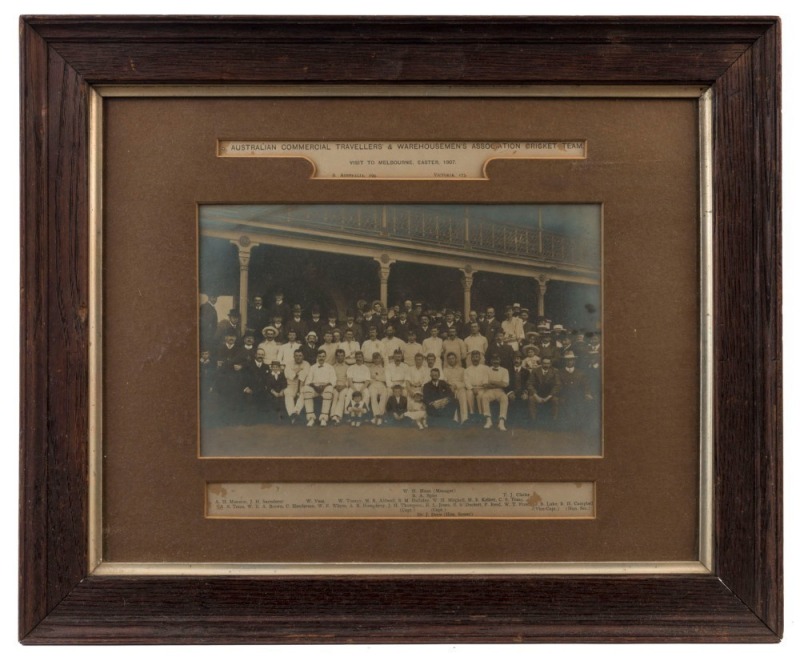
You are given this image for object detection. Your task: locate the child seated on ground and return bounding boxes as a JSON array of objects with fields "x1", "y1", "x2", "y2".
[
  {"x1": 346, "y1": 390, "x2": 368, "y2": 427},
  {"x1": 404, "y1": 391, "x2": 428, "y2": 430},
  {"x1": 385, "y1": 383, "x2": 409, "y2": 425}
]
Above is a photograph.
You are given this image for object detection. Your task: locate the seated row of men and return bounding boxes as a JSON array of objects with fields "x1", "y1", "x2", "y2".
[{"x1": 201, "y1": 344, "x2": 597, "y2": 431}]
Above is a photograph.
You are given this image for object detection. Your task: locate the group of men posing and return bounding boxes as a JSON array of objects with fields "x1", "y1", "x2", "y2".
[{"x1": 200, "y1": 291, "x2": 601, "y2": 431}]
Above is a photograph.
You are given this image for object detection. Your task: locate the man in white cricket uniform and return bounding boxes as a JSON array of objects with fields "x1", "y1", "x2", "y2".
[
  {"x1": 283, "y1": 349, "x2": 310, "y2": 418},
  {"x1": 360, "y1": 325, "x2": 385, "y2": 364},
  {"x1": 329, "y1": 349, "x2": 351, "y2": 424},
  {"x1": 381, "y1": 325, "x2": 406, "y2": 360},
  {"x1": 464, "y1": 350, "x2": 490, "y2": 419},
  {"x1": 442, "y1": 351, "x2": 469, "y2": 423},
  {"x1": 385, "y1": 349, "x2": 411, "y2": 394},
  {"x1": 257, "y1": 326, "x2": 282, "y2": 364},
  {"x1": 463, "y1": 322, "x2": 488, "y2": 365},
  {"x1": 278, "y1": 329, "x2": 303, "y2": 368},
  {"x1": 344, "y1": 350, "x2": 372, "y2": 413},
  {"x1": 302, "y1": 351, "x2": 337, "y2": 426},
  {"x1": 421, "y1": 326, "x2": 443, "y2": 371},
  {"x1": 338, "y1": 328, "x2": 361, "y2": 366},
  {"x1": 482, "y1": 353, "x2": 509, "y2": 430},
  {"x1": 406, "y1": 352, "x2": 431, "y2": 399}
]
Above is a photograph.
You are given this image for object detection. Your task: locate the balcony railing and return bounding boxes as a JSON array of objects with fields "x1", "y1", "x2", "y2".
[{"x1": 278, "y1": 206, "x2": 598, "y2": 270}]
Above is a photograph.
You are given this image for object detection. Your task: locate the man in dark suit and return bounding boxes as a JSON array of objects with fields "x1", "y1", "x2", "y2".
[
  {"x1": 485, "y1": 328, "x2": 516, "y2": 373},
  {"x1": 422, "y1": 368, "x2": 454, "y2": 424},
  {"x1": 480, "y1": 306, "x2": 502, "y2": 343},
  {"x1": 340, "y1": 310, "x2": 363, "y2": 343},
  {"x1": 247, "y1": 295, "x2": 270, "y2": 338},
  {"x1": 556, "y1": 352, "x2": 593, "y2": 430},
  {"x1": 241, "y1": 347, "x2": 271, "y2": 410},
  {"x1": 214, "y1": 308, "x2": 242, "y2": 347},
  {"x1": 266, "y1": 290, "x2": 290, "y2": 324},
  {"x1": 392, "y1": 309, "x2": 414, "y2": 341},
  {"x1": 506, "y1": 353, "x2": 530, "y2": 425},
  {"x1": 528, "y1": 357, "x2": 560, "y2": 422},
  {"x1": 263, "y1": 359, "x2": 288, "y2": 416},
  {"x1": 286, "y1": 304, "x2": 308, "y2": 341},
  {"x1": 199, "y1": 294, "x2": 218, "y2": 350}
]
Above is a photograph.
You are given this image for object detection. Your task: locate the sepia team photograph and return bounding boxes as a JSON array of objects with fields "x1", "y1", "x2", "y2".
[{"x1": 198, "y1": 204, "x2": 601, "y2": 457}]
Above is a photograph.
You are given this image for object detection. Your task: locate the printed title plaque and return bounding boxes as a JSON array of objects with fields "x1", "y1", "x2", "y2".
[
  {"x1": 207, "y1": 482, "x2": 595, "y2": 519},
  {"x1": 217, "y1": 140, "x2": 587, "y2": 180}
]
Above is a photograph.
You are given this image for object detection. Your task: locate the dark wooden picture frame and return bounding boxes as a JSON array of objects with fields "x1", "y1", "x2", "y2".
[{"x1": 19, "y1": 16, "x2": 781, "y2": 643}]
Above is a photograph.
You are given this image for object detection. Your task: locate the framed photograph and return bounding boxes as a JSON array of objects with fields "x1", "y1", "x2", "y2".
[{"x1": 19, "y1": 16, "x2": 781, "y2": 643}]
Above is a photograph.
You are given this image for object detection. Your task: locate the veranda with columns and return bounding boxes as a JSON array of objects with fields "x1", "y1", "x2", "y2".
[{"x1": 203, "y1": 205, "x2": 600, "y2": 325}]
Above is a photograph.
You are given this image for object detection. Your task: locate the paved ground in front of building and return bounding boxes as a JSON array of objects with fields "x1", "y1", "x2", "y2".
[{"x1": 200, "y1": 410, "x2": 601, "y2": 457}]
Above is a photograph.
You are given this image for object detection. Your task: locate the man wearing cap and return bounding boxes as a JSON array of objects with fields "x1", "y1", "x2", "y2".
[
  {"x1": 385, "y1": 383, "x2": 410, "y2": 425},
  {"x1": 557, "y1": 351, "x2": 593, "y2": 429},
  {"x1": 257, "y1": 326, "x2": 282, "y2": 364},
  {"x1": 482, "y1": 353, "x2": 509, "y2": 431},
  {"x1": 264, "y1": 359, "x2": 288, "y2": 415},
  {"x1": 306, "y1": 306, "x2": 325, "y2": 338},
  {"x1": 265, "y1": 315, "x2": 287, "y2": 344},
  {"x1": 341, "y1": 310, "x2": 363, "y2": 343},
  {"x1": 486, "y1": 328, "x2": 516, "y2": 373},
  {"x1": 558, "y1": 333, "x2": 575, "y2": 368},
  {"x1": 528, "y1": 357, "x2": 561, "y2": 423},
  {"x1": 537, "y1": 331, "x2": 560, "y2": 363},
  {"x1": 248, "y1": 295, "x2": 270, "y2": 338},
  {"x1": 301, "y1": 351, "x2": 337, "y2": 426},
  {"x1": 266, "y1": 290, "x2": 289, "y2": 324},
  {"x1": 286, "y1": 305, "x2": 307, "y2": 341},
  {"x1": 324, "y1": 309, "x2": 341, "y2": 337}
]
